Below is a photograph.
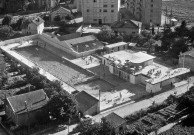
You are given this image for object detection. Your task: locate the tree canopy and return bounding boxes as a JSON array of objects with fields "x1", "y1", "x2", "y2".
[
  {"x1": 2, "y1": 15, "x2": 12, "y2": 26},
  {"x1": 72, "y1": 117, "x2": 113, "y2": 135},
  {"x1": 97, "y1": 25, "x2": 123, "y2": 44}
]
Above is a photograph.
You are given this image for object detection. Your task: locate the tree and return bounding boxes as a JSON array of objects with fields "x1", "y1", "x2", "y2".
[
  {"x1": 65, "y1": 15, "x2": 72, "y2": 21},
  {"x1": 0, "y1": 25, "x2": 13, "y2": 40},
  {"x1": 45, "y1": 90, "x2": 78, "y2": 122},
  {"x1": 161, "y1": 27, "x2": 174, "y2": 51},
  {"x1": 174, "y1": 20, "x2": 189, "y2": 37},
  {"x1": 97, "y1": 25, "x2": 122, "y2": 43},
  {"x1": 169, "y1": 37, "x2": 188, "y2": 58},
  {"x1": 188, "y1": 26, "x2": 194, "y2": 43},
  {"x1": 21, "y1": 17, "x2": 33, "y2": 29},
  {"x1": 72, "y1": 117, "x2": 113, "y2": 135},
  {"x1": 2, "y1": 15, "x2": 12, "y2": 26},
  {"x1": 54, "y1": 15, "x2": 61, "y2": 22}
]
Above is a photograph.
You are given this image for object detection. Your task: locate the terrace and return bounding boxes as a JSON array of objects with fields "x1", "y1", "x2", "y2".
[{"x1": 104, "y1": 50, "x2": 155, "y2": 74}]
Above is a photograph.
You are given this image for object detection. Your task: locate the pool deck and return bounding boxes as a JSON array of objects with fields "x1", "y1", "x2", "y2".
[{"x1": 1, "y1": 44, "x2": 77, "y2": 93}]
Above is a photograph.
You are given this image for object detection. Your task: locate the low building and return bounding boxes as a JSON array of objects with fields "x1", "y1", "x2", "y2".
[
  {"x1": 39, "y1": 33, "x2": 103, "y2": 58},
  {"x1": 179, "y1": 50, "x2": 194, "y2": 72},
  {"x1": 111, "y1": 20, "x2": 142, "y2": 35},
  {"x1": 104, "y1": 112, "x2": 127, "y2": 134},
  {"x1": 75, "y1": 91, "x2": 99, "y2": 116},
  {"x1": 51, "y1": 4, "x2": 72, "y2": 22},
  {"x1": 5, "y1": 89, "x2": 49, "y2": 126},
  {"x1": 102, "y1": 50, "x2": 190, "y2": 93},
  {"x1": 104, "y1": 42, "x2": 128, "y2": 53},
  {"x1": 22, "y1": 17, "x2": 44, "y2": 35}
]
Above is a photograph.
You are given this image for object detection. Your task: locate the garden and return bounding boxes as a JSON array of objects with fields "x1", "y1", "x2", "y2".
[{"x1": 123, "y1": 89, "x2": 193, "y2": 135}]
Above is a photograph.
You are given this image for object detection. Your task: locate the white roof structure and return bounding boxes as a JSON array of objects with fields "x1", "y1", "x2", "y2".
[
  {"x1": 146, "y1": 68, "x2": 190, "y2": 84},
  {"x1": 106, "y1": 42, "x2": 127, "y2": 49},
  {"x1": 103, "y1": 50, "x2": 155, "y2": 64},
  {"x1": 129, "y1": 43, "x2": 137, "y2": 47}
]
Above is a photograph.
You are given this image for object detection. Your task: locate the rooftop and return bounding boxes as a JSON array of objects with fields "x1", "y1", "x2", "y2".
[
  {"x1": 65, "y1": 35, "x2": 104, "y2": 53},
  {"x1": 75, "y1": 91, "x2": 99, "y2": 113},
  {"x1": 105, "y1": 42, "x2": 128, "y2": 49},
  {"x1": 103, "y1": 50, "x2": 155, "y2": 64},
  {"x1": 104, "y1": 112, "x2": 126, "y2": 128},
  {"x1": 146, "y1": 68, "x2": 190, "y2": 84},
  {"x1": 111, "y1": 20, "x2": 141, "y2": 29},
  {"x1": 57, "y1": 33, "x2": 81, "y2": 41},
  {"x1": 180, "y1": 49, "x2": 194, "y2": 58},
  {"x1": 7, "y1": 89, "x2": 48, "y2": 114},
  {"x1": 32, "y1": 17, "x2": 44, "y2": 26}
]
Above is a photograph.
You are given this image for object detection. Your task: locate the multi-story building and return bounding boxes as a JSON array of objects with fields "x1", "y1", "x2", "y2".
[
  {"x1": 35, "y1": 0, "x2": 57, "y2": 9},
  {"x1": 126, "y1": 0, "x2": 162, "y2": 27},
  {"x1": 82, "y1": 0, "x2": 121, "y2": 24}
]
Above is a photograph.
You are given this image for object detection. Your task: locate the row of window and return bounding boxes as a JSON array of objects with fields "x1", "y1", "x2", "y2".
[
  {"x1": 93, "y1": 0, "x2": 115, "y2": 3},
  {"x1": 86, "y1": 9, "x2": 114, "y2": 13}
]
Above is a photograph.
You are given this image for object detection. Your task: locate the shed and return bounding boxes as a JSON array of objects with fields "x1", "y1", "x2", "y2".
[{"x1": 75, "y1": 91, "x2": 99, "y2": 116}]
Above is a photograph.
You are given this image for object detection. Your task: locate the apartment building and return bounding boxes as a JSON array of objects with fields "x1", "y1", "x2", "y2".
[
  {"x1": 126, "y1": 0, "x2": 162, "y2": 27},
  {"x1": 35, "y1": 0, "x2": 57, "y2": 9},
  {"x1": 82, "y1": 0, "x2": 121, "y2": 24}
]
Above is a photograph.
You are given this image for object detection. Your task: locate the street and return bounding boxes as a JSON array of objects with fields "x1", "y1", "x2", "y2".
[{"x1": 46, "y1": 78, "x2": 193, "y2": 135}]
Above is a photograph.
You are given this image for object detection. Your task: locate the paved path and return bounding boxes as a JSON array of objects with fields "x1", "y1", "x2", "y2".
[{"x1": 93, "y1": 81, "x2": 193, "y2": 122}]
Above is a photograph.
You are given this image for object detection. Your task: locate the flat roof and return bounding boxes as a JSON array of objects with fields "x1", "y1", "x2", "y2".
[
  {"x1": 106, "y1": 42, "x2": 127, "y2": 49},
  {"x1": 146, "y1": 68, "x2": 190, "y2": 84},
  {"x1": 103, "y1": 50, "x2": 155, "y2": 64}
]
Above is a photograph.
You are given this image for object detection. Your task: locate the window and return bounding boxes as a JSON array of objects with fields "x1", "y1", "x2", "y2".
[
  {"x1": 103, "y1": 5, "x2": 107, "y2": 7},
  {"x1": 87, "y1": 9, "x2": 89, "y2": 12},
  {"x1": 111, "y1": 5, "x2": 114, "y2": 7},
  {"x1": 93, "y1": 0, "x2": 96, "y2": 2},
  {"x1": 103, "y1": 9, "x2": 107, "y2": 12},
  {"x1": 111, "y1": 10, "x2": 114, "y2": 12},
  {"x1": 99, "y1": 9, "x2": 102, "y2": 12}
]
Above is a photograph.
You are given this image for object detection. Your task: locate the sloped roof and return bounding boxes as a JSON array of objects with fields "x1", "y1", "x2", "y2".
[
  {"x1": 51, "y1": 3, "x2": 71, "y2": 13},
  {"x1": 181, "y1": 49, "x2": 194, "y2": 58},
  {"x1": 104, "y1": 112, "x2": 126, "y2": 128},
  {"x1": 65, "y1": 35, "x2": 97, "y2": 45},
  {"x1": 57, "y1": 33, "x2": 81, "y2": 41},
  {"x1": 65, "y1": 35, "x2": 104, "y2": 53},
  {"x1": 32, "y1": 17, "x2": 44, "y2": 26},
  {"x1": 106, "y1": 42, "x2": 128, "y2": 49},
  {"x1": 111, "y1": 20, "x2": 139, "y2": 29},
  {"x1": 75, "y1": 91, "x2": 99, "y2": 113},
  {"x1": 7, "y1": 89, "x2": 48, "y2": 114}
]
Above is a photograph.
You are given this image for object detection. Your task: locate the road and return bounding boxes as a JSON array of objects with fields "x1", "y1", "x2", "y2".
[{"x1": 47, "y1": 79, "x2": 193, "y2": 135}]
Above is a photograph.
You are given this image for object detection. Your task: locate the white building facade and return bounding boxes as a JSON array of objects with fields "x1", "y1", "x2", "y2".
[{"x1": 82, "y1": 0, "x2": 121, "y2": 24}]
